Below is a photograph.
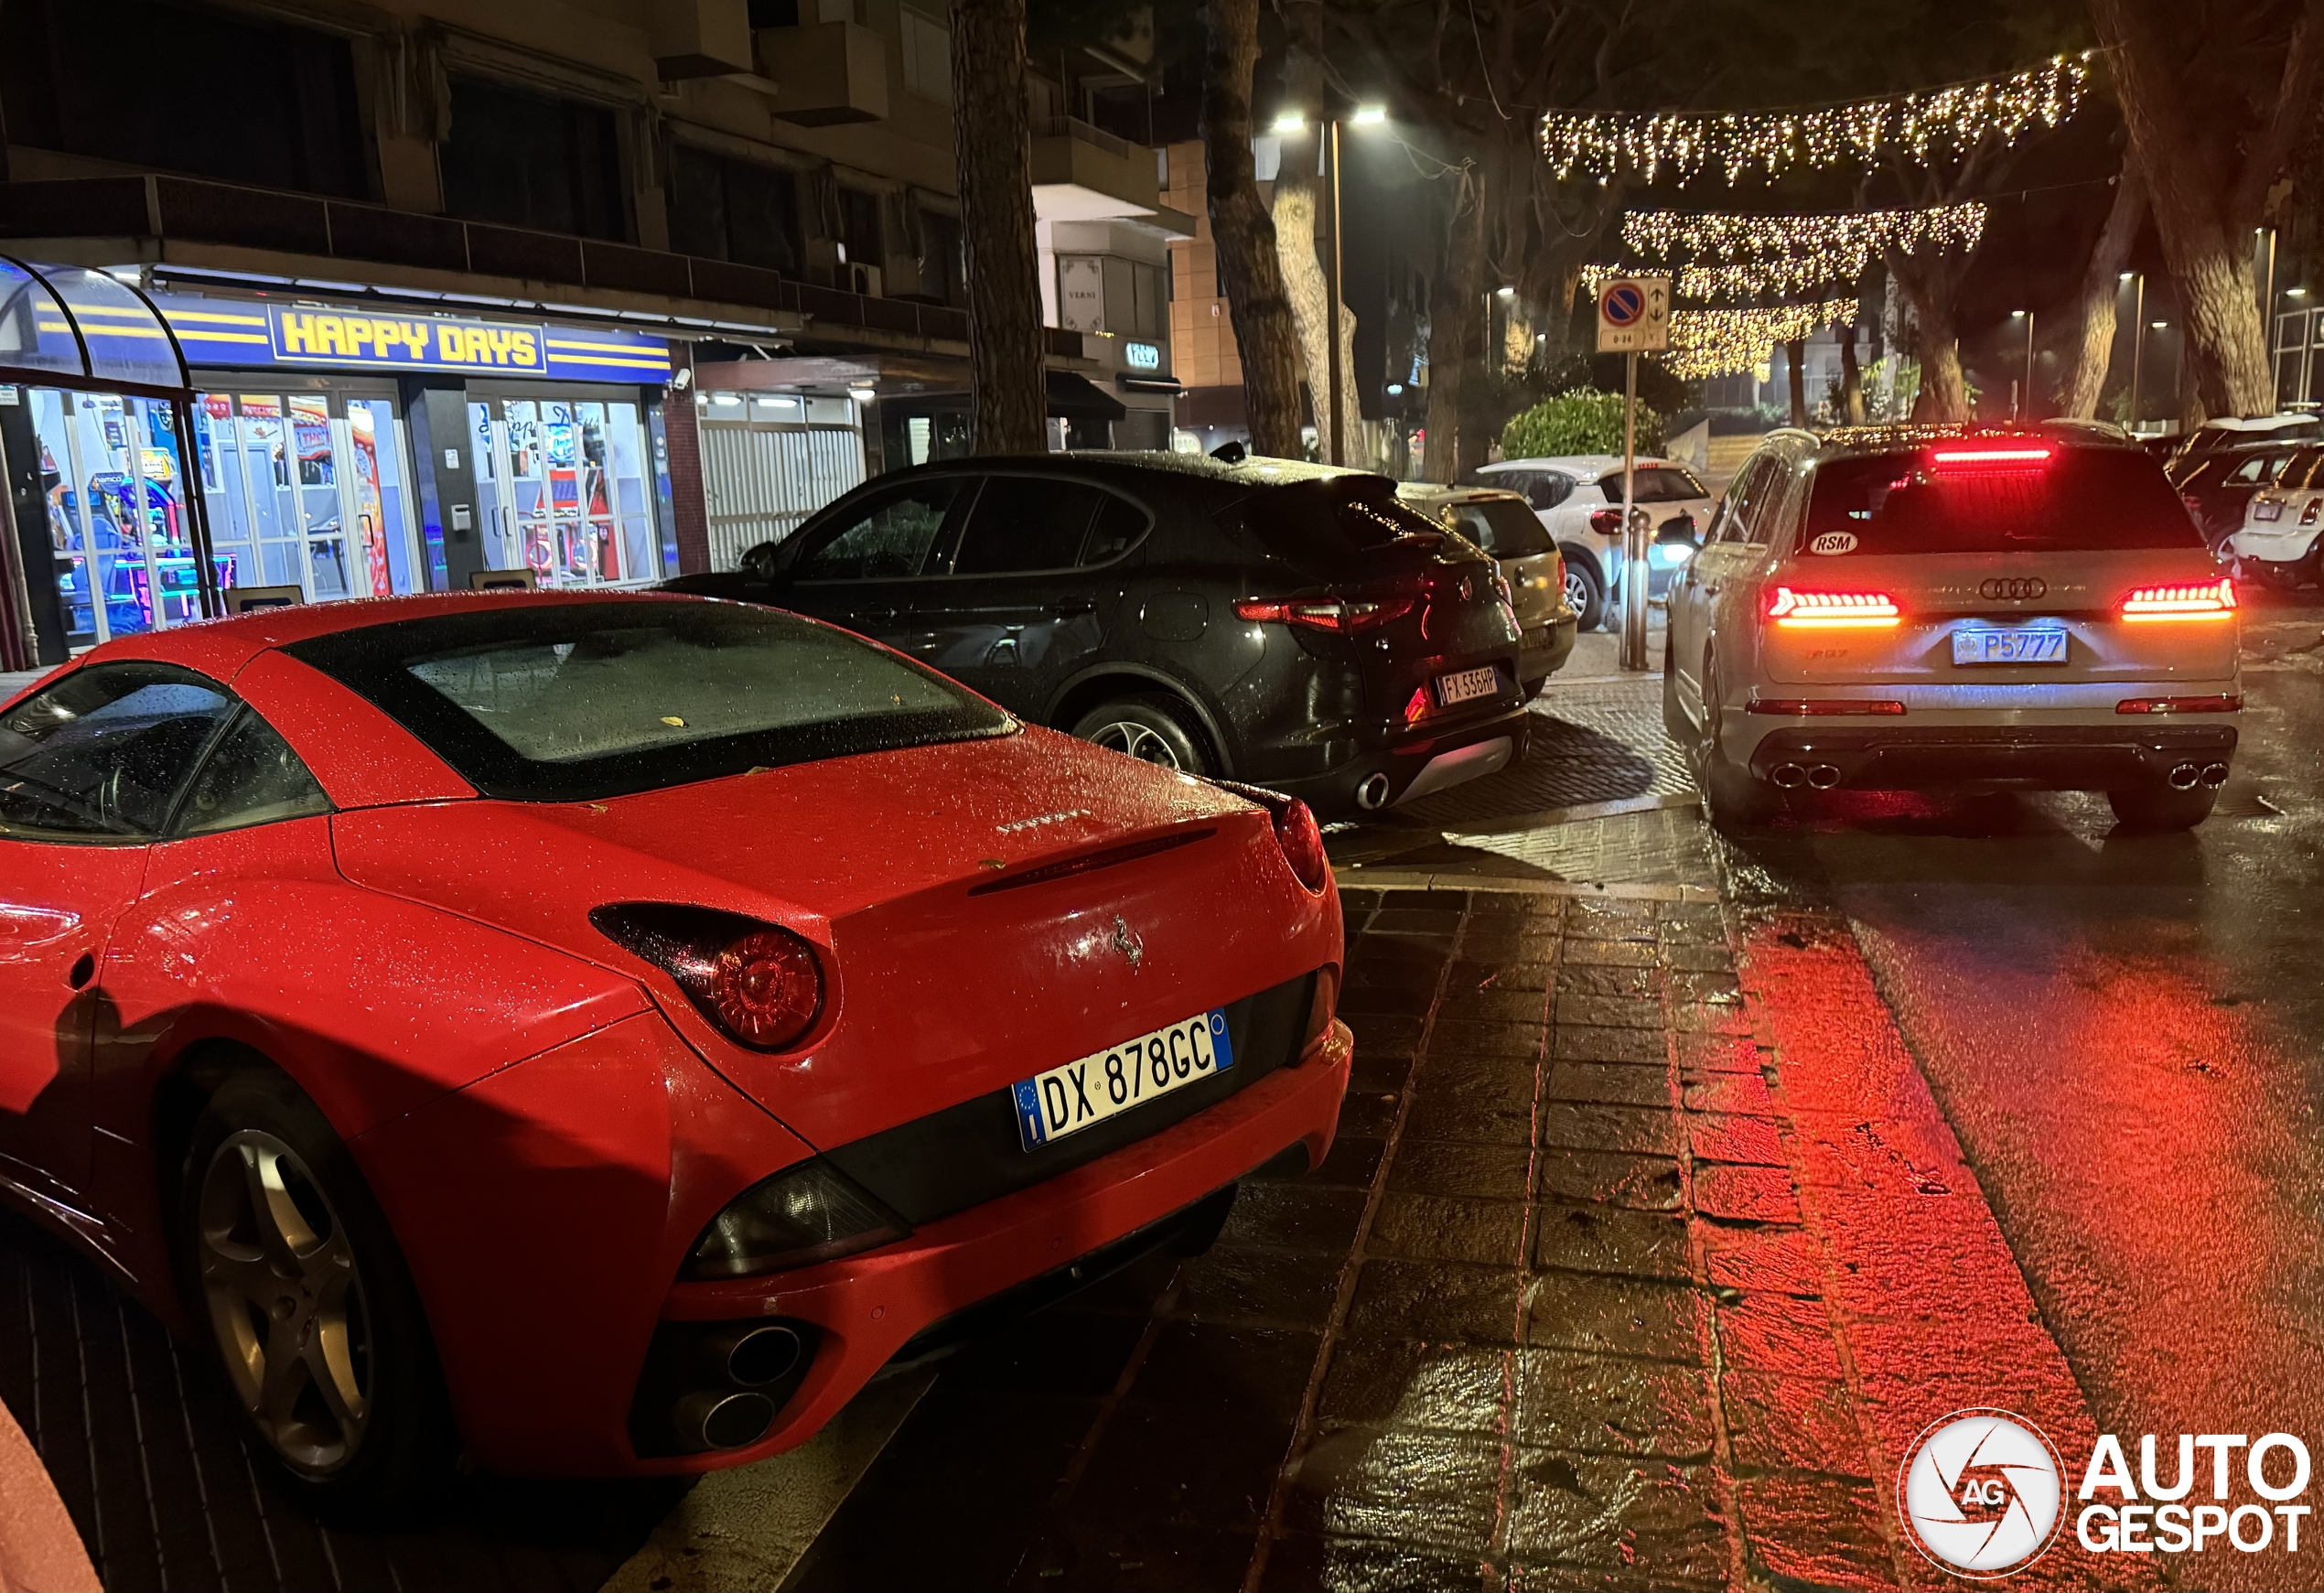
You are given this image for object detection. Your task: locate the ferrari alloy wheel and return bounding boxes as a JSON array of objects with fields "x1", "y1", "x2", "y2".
[
  {"x1": 1071, "y1": 697, "x2": 1210, "y2": 775},
  {"x1": 197, "y1": 1128, "x2": 372, "y2": 1472},
  {"x1": 179, "y1": 1070, "x2": 450, "y2": 1508}
]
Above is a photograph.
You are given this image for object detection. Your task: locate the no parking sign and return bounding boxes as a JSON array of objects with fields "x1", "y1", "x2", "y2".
[{"x1": 1596, "y1": 276, "x2": 1671, "y2": 353}]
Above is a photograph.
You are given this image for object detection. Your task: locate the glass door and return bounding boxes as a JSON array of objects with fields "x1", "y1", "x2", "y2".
[{"x1": 468, "y1": 392, "x2": 662, "y2": 587}]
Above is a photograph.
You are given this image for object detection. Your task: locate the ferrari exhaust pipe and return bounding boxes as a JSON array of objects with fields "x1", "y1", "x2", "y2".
[
  {"x1": 2201, "y1": 762, "x2": 2231, "y2": 788},
  {"x1": 1355, "y1": 772, "x2": 1393, "y2": 810},
  {"x1": 1771, "y1": 763, "x2": 1807, "y2": 789},
  {"x1": 702, "y1": 1323, "x2": 804, "y2": 1388},
  {"x1": 1807, "y1": 764, "x2": 1843, "y2": 790},
  {"x1": 2168, "y1": 762, "x2": 2201, "y2": 791},
  {"x1": 672, "y1": 1389, "x2": 777, "y2": 1452}
]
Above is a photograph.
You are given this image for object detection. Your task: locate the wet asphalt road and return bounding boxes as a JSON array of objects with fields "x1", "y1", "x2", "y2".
[{"x1": 1719, "y1": 597, "x2": 2324, "y2": 1589}]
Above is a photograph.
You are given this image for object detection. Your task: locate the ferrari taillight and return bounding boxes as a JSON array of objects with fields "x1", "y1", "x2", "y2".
[
  {"x1": 1765, "y1": 587, "x2": 1901, "y2": 629},
  {"x1": 2120, "y1": 578, "x2": 2237, "y2": 622},
  {"x1": 1207, "y1": 779, "x2": 1331, "y2": 895},
  {"x1": 589, "y1": 904, "x2": 826, "y2": 1051}
]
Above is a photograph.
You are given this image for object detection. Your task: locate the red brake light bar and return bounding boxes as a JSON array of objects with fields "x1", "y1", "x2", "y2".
[
  {"x1": 1748, "y1": 699, "x2": 1908, "y2": 716},
  {"x1": 1765, "y1": 587, "x2": 1901, "y2": 629},
  {"x1": 1931, "y1": 446, "x2": 2053, "y2": 466},
  {"x1": 2119, "y1": 579, "x2": 2237, "y2": 622}
]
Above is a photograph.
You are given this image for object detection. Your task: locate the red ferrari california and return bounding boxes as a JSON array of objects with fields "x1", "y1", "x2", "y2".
[{"x1": 0, "y1": 590, "x2": 1350, "y2": 1506}]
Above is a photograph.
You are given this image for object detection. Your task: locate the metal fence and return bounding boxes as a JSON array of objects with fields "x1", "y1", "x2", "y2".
[{"x1": 699, "y1": 416, "x2": 865, "y2": 571}]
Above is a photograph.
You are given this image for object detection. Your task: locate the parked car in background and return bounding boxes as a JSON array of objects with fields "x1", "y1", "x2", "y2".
[
  {"x1": 671, "y1": 454, "x2": 1530, "y2": 816},
  {"x1": 1665, "y1": 425, "x2": 2239, "y2": 833},
  {"x1": 1395, "y1": 482, "x2": 1577, "y2": 697},
  {"x1": 2168, "y1": 440, "x2": 2298, "y2": 551},
  {"x1": 2226, "y1": 443, "x2": 2324, "y2": 587},
  {"x1": 0, "y1": 593, "x2": 1354, "y2": 1502},
  {"x1": 1466, "y1": 455, "x2": 1715, "y2": 630},
  {"x1": 2163, "y1": 413, "x2": 2322, "y2": 469}
]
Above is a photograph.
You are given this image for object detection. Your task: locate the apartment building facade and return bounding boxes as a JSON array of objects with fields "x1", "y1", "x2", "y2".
[{"x1": 0, "y1": 0, "x2": 1187, "y2": 667}]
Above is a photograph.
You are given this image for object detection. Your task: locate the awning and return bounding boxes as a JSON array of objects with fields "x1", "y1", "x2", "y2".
[
  {"x1": 0, "y1": 255, "x2": 189, "y2": 393},
  {"x1": 1116, "y1": 373, "x2": 1183, "y2": 394},
  {"x1": 1048, "y1": 369, "x2": 1125, "y2": 421}
]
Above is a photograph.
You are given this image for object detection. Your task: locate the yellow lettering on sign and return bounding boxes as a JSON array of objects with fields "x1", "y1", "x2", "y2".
[
  {"x1": 437, "y1": 325, "x2": 468, "y2": 362},
  {"x1": 279, "y1": 313, "x2": 316, "y2": 355},
  {"x1": 509, "y1": 330, "x2": 539, "y2": 367},
  {"x1": 482, "y1": 328, "x2": 514, "y2": 364},
  {"x1": 315, "y1": 317, "x2": 346, "y2": 356},
  {"x1": 345, "y1": 318, "x2": 374, "y2": 356},
  {"x1": 402, "y1": 320, "x2": 431, "y2": 357}
]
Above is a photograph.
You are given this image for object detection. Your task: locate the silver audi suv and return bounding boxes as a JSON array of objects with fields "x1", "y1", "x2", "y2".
[{"x1": 1663, "y1": 425, "x2": 2241, "y2": 831}]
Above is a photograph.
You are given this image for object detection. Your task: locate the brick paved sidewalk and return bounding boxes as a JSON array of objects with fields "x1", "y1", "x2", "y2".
[{"x1": 787, "y1": 884, "x2": 1919, "y2": 1592}]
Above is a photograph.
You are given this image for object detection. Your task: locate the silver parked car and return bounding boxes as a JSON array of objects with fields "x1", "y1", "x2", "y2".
[
  {"x1": 1469, "y1": 455, "x2": 1716, "y2": 630},
  {"x1": 1397, "y1": 483, "x2": 1579, "y2": 698}
]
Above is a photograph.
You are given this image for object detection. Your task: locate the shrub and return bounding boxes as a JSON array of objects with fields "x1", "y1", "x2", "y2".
[{"x1": 1501, "y1": 388, "x2": 1664, "y2": 460}]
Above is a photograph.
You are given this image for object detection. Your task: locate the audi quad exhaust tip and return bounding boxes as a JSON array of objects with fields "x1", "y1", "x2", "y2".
[
  {"x1": 1807, "y1": 764, "x2": 1843, "y2": 790},
  {"x1": 2168, "y1": 763, "x2": 2202, "y2": 791},
  {"x1": 1355, "y1": 772, "x2": 1393, "y2": 810},
  {"x1": 2201, "y1": 762, "x2": 2231, "y2": 788},
  {"x1": 1771, "y1": 763, "x2": 1808, "y2": 789}
]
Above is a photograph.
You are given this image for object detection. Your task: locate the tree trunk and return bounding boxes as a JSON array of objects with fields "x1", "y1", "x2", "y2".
[
  {"x1": 1268, "y1": 0, "x2": 1361, "y2": 464},
  {"x1": 2060, "y1": 156, "x2": 2148, "y2": 418},
  {"x1": 1424, "y1": 177, "x2": 1482, "y2": 483},
  {"x1": 1786, "y1": 339, "x2": 1809, "y2": 427},
  {"x1": 1199, "y1": 0, "x2": 1303, "y2": 457},
  {"x1": 950, "y1": 0, "x2": 1047, "y2": 453},
  {"x1": 2088, "y1": 0, "x2": 2322, "y2": 417},
  {"x1": 1889, "y1": 248, "x2": 1971, "y2": 421},
  {"x1": 1837, "y1": 319, "x2": 1866, "y2": 425}
]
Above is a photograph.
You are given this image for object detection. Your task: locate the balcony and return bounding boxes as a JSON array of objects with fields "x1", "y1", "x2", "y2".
[{"x1": 1029, "y1": 116, "x2": 1193, "y2": 233}]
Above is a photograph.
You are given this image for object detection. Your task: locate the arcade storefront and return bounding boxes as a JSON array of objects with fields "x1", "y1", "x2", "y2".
[{"x1": 0, "y1": 258, "x2": 676, "y2": 666}]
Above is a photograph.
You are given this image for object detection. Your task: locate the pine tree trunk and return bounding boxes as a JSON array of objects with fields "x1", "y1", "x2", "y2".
[
  {"x1": 1837, "y1": 320, "x2": 1866, "y2": 425},
  {"x1": 2173, "y1": 241, "x2": 2271, "y2": 416},
  {"x1": 1272, "y1": 163, "x2": 1333, "y2": 456},
  {"x1": 2060, "y1": 158, "x2": 2147, "y2": 419},
  {"x1": 1424, "y1": 180, "x2": 1482, "y2": 483},
  {"x1": 1199, "y1": 0, "x2": 1303, "y2": 457},
  {"x1": 949, "y1": 0, "x2": 1046, "y2": 453},
  {"x1": 1786, "y1": 339, "x2": 1809, "y2": 427}
]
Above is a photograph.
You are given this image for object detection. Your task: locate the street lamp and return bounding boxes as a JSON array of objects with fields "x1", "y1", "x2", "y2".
[
  {"x1": 2122, "y1": 273, "x2": 2147, "y2": 429},
  {"x1": 1277, "y1": 103, "x2": 1387, "y2": 466}
]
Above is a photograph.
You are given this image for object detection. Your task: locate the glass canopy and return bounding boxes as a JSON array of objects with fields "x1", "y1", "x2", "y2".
[{"x1": 0, "y1": 255, "x2": 190, "y2": 390}]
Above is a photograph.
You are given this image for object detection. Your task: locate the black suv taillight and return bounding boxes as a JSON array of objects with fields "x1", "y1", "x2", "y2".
[{"x1": 590, "y1": 903, "x2": 826, "y2": 1051}]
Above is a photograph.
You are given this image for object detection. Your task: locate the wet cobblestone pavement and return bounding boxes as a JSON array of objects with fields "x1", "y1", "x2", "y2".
[{"x1": 780, "y1": 886, "x2": 1936, "y2": 1592}]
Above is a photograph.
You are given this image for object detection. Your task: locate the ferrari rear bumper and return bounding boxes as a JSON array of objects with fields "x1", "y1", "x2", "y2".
[{"x1": 634, "y1": 1017, "x2": 1353, "y2": 1476}]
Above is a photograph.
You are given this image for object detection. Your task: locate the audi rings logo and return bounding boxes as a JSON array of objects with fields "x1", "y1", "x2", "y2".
[
  {"x1": 1980, "y1": 576, "x2": 2048, "y2": 600},
  {"x1": 1898, "y1": 1409, "x2": 2067, "y2": 1578}
]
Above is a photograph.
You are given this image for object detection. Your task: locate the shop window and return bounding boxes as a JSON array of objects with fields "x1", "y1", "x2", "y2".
[
  {"x1": 0, "y1": 0, "x2": 365, "y2": 198},
  {"x1": 440, "y1": 75, "x2": 628, "y2": 242},
  {"x1": 28, "y1": 390, "x2": 204, "y2": 645},
  {"x1": 669, "y1": 146, "x2": 802, "y2": 274}
]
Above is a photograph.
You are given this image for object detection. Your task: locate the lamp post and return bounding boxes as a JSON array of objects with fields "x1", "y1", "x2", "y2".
[
  {"x1": 2124, "y1": 272, "x2": 2146, "y2": 430},
  {"x1": 2011, "y1": 309, "x2": 2033, "y2": 419},
  {"x1": 1273, "y1": 103, "x2": 1387, "y2": 467}
]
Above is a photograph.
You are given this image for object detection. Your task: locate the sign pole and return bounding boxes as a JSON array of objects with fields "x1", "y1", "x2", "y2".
[
  {"x1": 1594, "y1": 274, "x2": 1667, "y2": 674},
  {"x1": 1620, "y1": 350, "x2": 1646, "y2": 671}
]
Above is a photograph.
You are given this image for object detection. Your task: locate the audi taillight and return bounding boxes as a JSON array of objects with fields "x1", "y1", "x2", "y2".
[
  {"x1": 590, "y1": 904, "x2": 827, "y2": 1051},
  {"x1": 1209, "y1": 780, "x2": 1330, "y2": 894},
  {"x1": 2120, "y1": 579, "x2": 2236, "y2": 622},
  {"x1": 1765, "y1": 587, "x2": 1901, "y2": 629},
  {"x1": 1235, "y1": 593, "x2": 1415, "y2": 632}
]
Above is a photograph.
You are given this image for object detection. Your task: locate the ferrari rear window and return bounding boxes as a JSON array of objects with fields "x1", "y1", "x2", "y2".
[
  {"x1": 1801, "y1": 447, "x2": 2203, "y2": 554},
  {"x1": 284, "y1": 599, "x2": 1014, "y2": 801}
]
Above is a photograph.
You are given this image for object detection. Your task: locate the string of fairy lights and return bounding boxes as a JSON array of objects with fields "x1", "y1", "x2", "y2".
[
  {"x1": 1538, "y1": 53, "x2": 2095, "y2": 185},
  {"x1": 1601, "y1": 202, "x2": 1988, "y2": 298},
  {"x1": 1662, "y1": 298, "x2": 1861, "y2": 380}
]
